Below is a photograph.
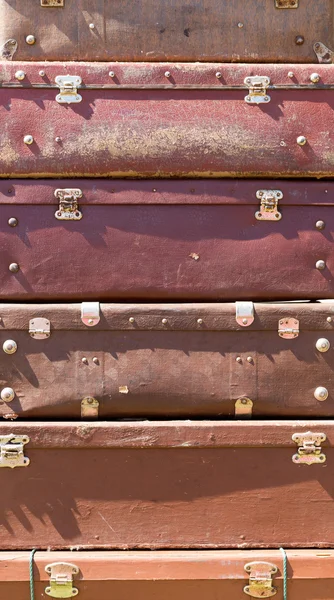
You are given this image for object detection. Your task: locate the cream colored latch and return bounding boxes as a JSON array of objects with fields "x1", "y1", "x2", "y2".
[{"x1": 45, "y1": 562, "x2": 79, "y2": 598}]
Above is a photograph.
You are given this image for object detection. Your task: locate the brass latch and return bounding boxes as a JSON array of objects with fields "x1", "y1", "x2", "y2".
[
  {"x1": 81, "y1": 302, "x2": 100, "y2": 326},
  {"x1": 29, "y1": 317, "x2": 51, "y2": 340},
  {"x1": 292, "y1": 432, "x2": 326, "y2": 465},
  {"x1": 45, "y1": 562, "x2": 79, "y2": 598},
  {"x1": 255, "y1": 190, "x2": 283, "y2": 221},
  {"x1": 236, "y1": 302, "x2": 254, "y2": 327},
  {"x1": 55, "y1": 189, "x2": 83, "y2": 220},
  {"x1": 55, "y1": 76, "x2": 82, "y2": 104},
  {"x1": 275, "y1": 0, "x2": 298, "y2": 8},
  {"x1": 0, "y1": 434, "x2": 30, "y2": 468},
  {"x1": 235, "y1": 397, "x2": 253, "y2": 418},
  {"x1": 41, "y1": 0, "x2": 64, "y2": 5},
  {"x1": 278, "y1": 318, "x2": 299, "y2": 339},
  {"x1": 244, "y1": 76, "x2": 271, "y2": 104},
  {"x1": 244, "y1": 562, "x2": 278, "y2": 598}
]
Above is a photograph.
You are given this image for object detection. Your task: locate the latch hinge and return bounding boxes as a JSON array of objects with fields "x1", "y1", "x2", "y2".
[
  {"x1": 55, "y1": 189, "x2": 83, "y2": 220},
  {"x1": 45, "y1": 562, "x2": 79, "y2": 598},
  {"x1": 41, "y1": 0, "x2": 64, "y2": 5},
  {"x1": 255, "y1": 190, "x2": 283, "y2": 221},
  {"x1": 236, "y1": 302, "x2": 254, "y2": 327},
  {"x1": 55, "y1": 76, "x2": 82, "y2": 104},
  {"x1": 278, "y1": 318, "x2": 299, "y2": 339},
  {"x1": 29, "y1": 317, "x2": 51, "y2": 340},
  {"x1": 244, "y1": 562, "x2": 278, "y2": 598},
  {"x1": 275, "y1": 0, "x2": 298, "y2": 8},
  {"x1": 81, "y1": 302, "x2": 100, "y2": 326},
  {"x1": 0, "y1": 434, "x2": 30, "y2": 468},
  {"x1": 292, "y1": 431, "x2": 326, "y2": 465},
  {"x1": 244, "y1": 76, "x2": 271, "y2": 104}
]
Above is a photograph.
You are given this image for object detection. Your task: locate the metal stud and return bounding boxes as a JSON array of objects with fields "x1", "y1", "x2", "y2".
[
  {"x1": 129, "y1": 317, "x2": 135, "y2": 323},
  {"x1": 26, "y1": 35, "x2": 36, "y2": 45},
  {"x1": 3, "y1": 340, "x2": 17, "y2": 354},
  {"x1": 9, "y1": 263, "x2": 19, "y2": 273},
  {"x1": 316, "y1": 220, "x2": 325, "y2": 230},
  {"x1": 297, "y1": 135, "x2": 307, "y2": 146},
  {"x1": 216, "y1": 72, "x2": 222, "y2": 79},
  {"x1": 316, "y1": 260, "x2": 326, "y2": 270},
  {"x1": 0, "y1": 388, "x2": 15, "y2": 402},
  {"x1": 237, "y1": 22, "x2": 244, "y2": 28},
  {"x1": 93, "y1": 357, "x2": 99, "y2": 364},
  {"x1": 109, "y1": 71, "x2": 115, "y2": 78},
  {"x1": 247, "y1": 356, "x2": 253, "y2": 363},
  {"x1": 23, "y1": 135, "x2": 34, "y2": 145},
  {"x1": 165, "y1": 71, "x2": 171, "y2": 78},
  {"x1": 15, "y1": 70, "x2": 25, "y2": 81},
  {"x1": 89, "y1": 23, "x2": 95, "y2": 29},
  {"x1": 8, "y1": 218, "x2": 18, "y2": 227},
  {"x1": 197, "y1": 318, "x2": 203, "y2": 324},
  {"x1": 236, "y1": 357, "x2": 242, "y2": 363},
  {"x1": 81, "y1": 357, "x2": 88, "y2": 364},
  {"x1": 55, "y1": 136, "x2": 61, "y2": 143},
  {"x1": 288, "y1": 71, "x2": 294, "y2": 78},
  {"x1": 316, "y1": 338, "x2": 330, "y2": 352},
  {"x1": 310, "y1": 73, "x2": 320, "y2": 83},
  {"x1": 327, "y1": 317, "x2": 333, "y2": 323},
  {"x1": 314, "y1": 387, "x2": 329, "y2": 401},
  {"x1": 295, "y1": 35, "x2": 304, "y2": 45},
  {"x1": 162, "y1": 318, "x2": 168, "y2": 324},
  {"x1": 39, "y1": 70, "x2": 46, "y2": 77}
]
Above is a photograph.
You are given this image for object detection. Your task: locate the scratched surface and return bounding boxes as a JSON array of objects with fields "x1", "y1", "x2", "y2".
[{"x1": 0, "y1": 0, "x2": 332, "y2": 62}]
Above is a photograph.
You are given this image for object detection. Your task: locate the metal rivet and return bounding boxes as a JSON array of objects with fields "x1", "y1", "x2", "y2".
[
  {"x1": 316, "y1": 220, "x2": 325, "y2": 230},
  {"x1": 8, "y1": 217, "x2": 18, "y2": 227},
  {"x1": 247, "y1": 356, "x2": 253, "y2": 363},
  {"x1": 297, "y1": 135, "x2": 307, "y2": 146},
  {"x1": 55, "y1": 136, "x2": 61, "y2": 143},
  {"x1": 9, "y1": 263, "x2": 19, "y2": 273},
  {"x1": 0, "y1": 388, "x2": 15, "y2": 402},
  {"x1": 87, "y1": 319, "x2": 94, "y2": 325},
  {"x1": 165, "y1": 71, "x2": 171, "y2": 78},
  {"x1": 236, "y1": 357, "x2": 242, "y2": 363},
  {"x1": 295, "y1": 35, "x2": 304, "y2": 45},
  {"x1": 316, "y1": 338, "x2": 330, "y2": 352},
  {"x1": 216, "y1": 72, "x2": 222, "y2": 79},
  {"x1": 197, "y1": 318, "x2": 203, "y2": 324},
  {"x1": 237, "y1": 22, "x2": 244, "y2": 28},
  {"x1": 26, "y1": 35, "x2": 36, "y2": 45},
  {"x1": 327, "y1": 317, "x2": 332, "y2": 323},
  {"x1": 23, "y1": 135, "x2": 34, "y2": 145},
  {"x1": 129, "y1": 317, "x2": 135, "y2": 323},
  {"x1": 162, "y1": 318, "x2": 168, "y2": 324},
  {"x1": 288, "y1": 71, "x2": 294, "y2": 78},
  {"x1": 242, "y1": 318, "x2": 248, "y2": 325},
  {"x1": 310, "y1": 73, "x2": 320, "y2": 83},
  {"x1": 152, "y1": 188, "x2": 157, "y2": 192},
  {"x1": 316, "y1": 260, "x2": 326, "y2": 270},
  {"x1": 3, "y1": 340, "x2": 17, "y2": 355},
  {"x1": 109, "y1": 71, "x2": 115, "y2": 78},
  {"x1": 39, "y1": 70, "x2": 46, "y2": 77},
  {"x1": 89, "y1": 23, "x2": 95, "y2": 29},
  {"x1": 81, "y1": 357, "x2": 88, "y2": 364},
  {"x1": 314, "y1": 387, "x2": 329, "y2": 401},
  {"x1": 15, "y1": 70, "x2": 25, "y2": 81},
  {"x1": 93, "y1": 357, "x2": 99, "y2": 364}
]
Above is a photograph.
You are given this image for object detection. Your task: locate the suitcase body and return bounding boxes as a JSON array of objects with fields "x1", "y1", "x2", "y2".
[
  {"x1": 1, "y1": 180, "x2": 333, "y2": 301},
  {"x1": 1, "y1": 302, "x2": 334, "y2": 419},
  {"x1": 1, "y1": 63, "x2": 334, "y2": 178},
  {"x1": 0, "y1": 420, "x2": 333, "y2": 549},
  {"x1": 0, "y1": 0, "x2": 333, "y2": 64},
  {"x1": 1, "y1": 550, "x2": 333, "y2": 600}
]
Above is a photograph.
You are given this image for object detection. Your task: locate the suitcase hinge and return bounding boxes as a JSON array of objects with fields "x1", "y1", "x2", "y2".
[
  {"x1": 41, "y1": 0, "x2": 64, "y2": 5},
  {"x1": 236, "y1": 302, "x2": 254, "y2": 327},
  {"x1": 275, "y1": 0, "x2": 298, "y2": 7},
  {"x1": 244, "y1": 76, "x2": 271, "y2": 104},
  {"x1": 55, "y1": 76, "x2": 82, "y2": 104},
  {"x1": 0, "y1": 434, "x2": 30, "y2": 468},
  {"x1": 292, "y1": 431, "x2": 326, "y2": 465},
  {"x1": 244, "y1": 562, "x2": 278, "y2": 598},
  {"x1": 81, "y1": 302, "x2": 100, "y2": 326},
  {"x1": 278, "y1": 318, "x2": 299, "y2": 339},
  {"x1": 45, "y1": 562, "x2": 79, "y2": 598},
  {"x1": 29, "y1": 317, "x2": 51, "y2": 340},
  {"x1": 55, "y1": 189, "x2": 83, "y2": 220},
  {"x1": 255, "y1": 190, "x2": 283, "y2": 221}
]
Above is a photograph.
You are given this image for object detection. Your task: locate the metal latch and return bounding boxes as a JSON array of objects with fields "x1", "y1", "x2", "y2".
[
  {"x1": 235, "y1": 397, "x2": 253, "y2": 418},
  {"x1": 236, "y1": 302, "x2": 254, "y2": 327},
  {"x1": 244, "y1": 76, "x2": 271, "y2": 104},
  {"x1": 0, "y1": 434, "x2": 30, "y2": 468},
  {"x1": 45, "y1": 562, "x2": 79, "y2": 598},
  {"x1": 255, "y1": 190, "x2": 283, "y2": 221},
  {"x1": 278, "y1": 318, "x2": 299, "y2": 339},
  {"x1": 314, "y1": 42, "x2": 334, "y2": 64},
  {"x1": 55, "y1": 189, "x2": 83, "y2": 220},
  {"x1": 275, "y1": 0, "x2": 298, "y2": 7},
  {"x1": 244, "y1": 562, "x2": 278, "y2": 598},
  {"x1": 41, "y1": 0, "x2": 64, "y2": 5},
  {"x1": 81, "y1": 302, "x2": 100, "y2": 326},
  {"x1": 292, "y1": 431, "x2": 326, "y2": 465},
  {"x1": 81, "y1": 397, "x2": 99, "y2": 419},
  {"x1": 29, "y1": 318, "x2": 51, "y2": 340},
  {"x1": 55, "y1": 76, "x2": 82, "y2": 104}
]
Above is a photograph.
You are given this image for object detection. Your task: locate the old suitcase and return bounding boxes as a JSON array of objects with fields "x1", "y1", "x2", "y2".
[
  {"x1": 1, "y1": 180, "x2": 334, "y2": 301},
  {"x1": 0, "y1": 420, "x2": 333, "y2": 549},
  {"x1": 1, "y1": 0, "x2": 333, "y2": 64},
  {"x1": 1, "y1": 302, "x2": 334, "y2": 419},
  {"x1": 1, "y1": 549, "x2": 333, "y2": 600},
  {"x1": 1, "y1": 63, "x2": 334, "y2": 178}
]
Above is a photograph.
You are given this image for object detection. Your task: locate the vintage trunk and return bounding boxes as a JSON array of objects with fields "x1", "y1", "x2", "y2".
[
  {"x1": 0, "y1": 421, "x2": 333, "y2": 549},
  {"x1": 1, "y1": 180, "x2": 334, "y2": 301},
  {"x1": 1, "y1": 302, "x2": 334, "y2": 419},
  {"x1": 0, "y1": 550, "x2": 333, "y2": 600},
  {"x1": 0, "y1": 0, "x2": 333, "y2": 64},
  {"x1": 1, "y1": 63, "x2": 334, "y2": 178}
]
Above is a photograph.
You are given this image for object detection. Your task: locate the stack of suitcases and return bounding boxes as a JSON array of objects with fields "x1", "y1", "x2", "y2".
[{"x1": 0, "y1": 0, "x2": 334, "y2": 597}]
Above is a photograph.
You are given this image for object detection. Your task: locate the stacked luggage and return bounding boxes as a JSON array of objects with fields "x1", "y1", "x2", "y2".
[{"x1": 0, "y1": 0, "x2": 334, "y2": 597}]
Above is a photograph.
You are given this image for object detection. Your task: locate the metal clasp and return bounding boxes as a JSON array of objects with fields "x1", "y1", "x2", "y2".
[
  {"x1": 0, "y1": 434, "x2": 30, "y2": 468},
  {"x1": 236, "y1": 302, "x2": 254, "y2": 327},
  {"x1": 235, "y1": 397, "x2": 253, "y2": 418},
  {"x1": 292, "y1": 432, "x2": 326, "y2": 465},
  {"x1": 45, "y1": 562, "x2": 79, "y2": 598},
  {"x1": 275, "y1": 0, "x2": 298, "y2": 8},
  {"x1": 41, "y1": 0, "x2": 64, "y2": 5},
  {"x1": 29, "y1": 317, "x2": 51, "y2": 340},
  {"x1": 81, "y1": 302, "x2": 100, "y2": 327},
  {"x1": 278, "y1": 318, "x2": 299, "y2": 339},
  {"x1": 244, "y1": 562, "x2": 278, "y2": 598},
  {"x1": 244, "y1": 76, "x2": 271, "y2": 104},
  {"x1": 55, "y1": 189, "x2": 83, "y2": 220},
  {"x1": 55, "y1": 76, "x2": 82, "y2": 104},
  {"x1": 255, "y1": 190, "x2": 283, "y2": 221}
]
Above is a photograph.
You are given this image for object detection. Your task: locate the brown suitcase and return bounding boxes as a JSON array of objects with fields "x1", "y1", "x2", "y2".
[
  {"x1": 1, "y1": 180, "x2": 333, "y2": 301},
  {"x1": 1, "y1": 302, "x2": 334, "y2": 420},
  {"x1": 0, "y1": 0, "x2": 333, "y2": 64},
  {"x1": 0, "y1": 420, "x2": 333, "y2": 549},
  {"x1": 1, "y1": 549, "x2": 333, "y2": 600},
  {"x1": 0, "y1": 63, "x2": 333, "y2": 179}
]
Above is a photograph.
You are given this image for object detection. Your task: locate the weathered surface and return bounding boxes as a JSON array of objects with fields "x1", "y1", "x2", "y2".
[
  {"x1": 0, "y1": 420, "x2": 333, "y2": 549},
  {"x1": 0, "y1": 302, "x2": 334, "y2": 419},
  {"x1": 0, "y1": 0, "x2": 332, "y2": 62},
  {"x1": 0, "y1": 63, "x2": 334, "y2": 178},
  {"x1": 0, "y1": 179, "x2": 333, "y2": 300}
]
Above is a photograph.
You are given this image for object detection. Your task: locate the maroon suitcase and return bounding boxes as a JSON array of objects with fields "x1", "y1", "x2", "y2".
[
  {"x1": 1, "y1": 550, "x2": 333, "y2": 600},
  {"x1": 1, "y1": 63, "x2": 334, "y2": 178},
  {"x1": 1, "y1": 180, "x2": 333, "y2": 301},
  {"x1": 0, "y1": 420, "x2": 333, "y2": 549},
  {"x1": 1, "y1": 302, "x2": 334, "y2": 419}
]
